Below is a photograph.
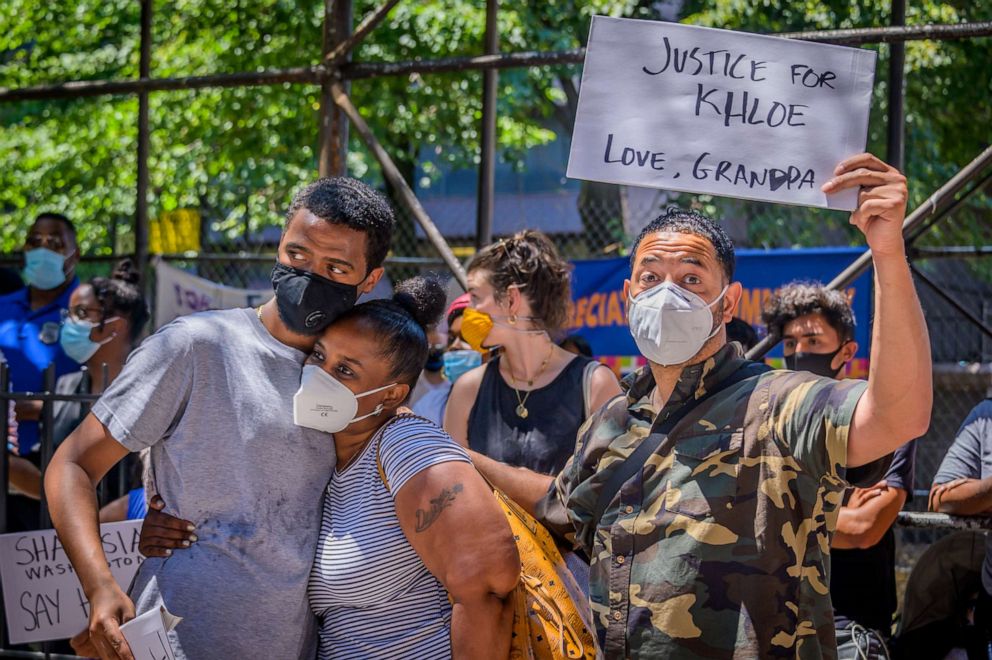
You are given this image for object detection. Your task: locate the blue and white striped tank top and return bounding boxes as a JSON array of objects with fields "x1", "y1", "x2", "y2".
[{"x1": 308, "y1": 415, "x2": 471, "y2": 659}]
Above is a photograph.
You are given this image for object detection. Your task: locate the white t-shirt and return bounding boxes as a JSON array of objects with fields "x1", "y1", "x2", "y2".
[{"x1": 308, "y1": 415, "x2": 471, "y2": 659}]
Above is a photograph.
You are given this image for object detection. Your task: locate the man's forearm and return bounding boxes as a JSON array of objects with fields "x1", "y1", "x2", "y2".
[
  {"x1": 45, "y1": 459, "x2": 118, "y2": 596},
  {"x1": 832, "y1": 489, "x2": 905, "y2": 549},
  {"x1": 451, "y1": 594, "x2": 513, "y2": 660},
  {"x1": 14, "y1": 400, "x2": 42, "y2": 422},
  {"x1": 8, "y1": 455, "x2": 42, "y2": 499},
  {"x1": 937, "y1": 480, "x2": 992, "y2": 516},
  {"x1": 866, "y1": 253, "x2": 932, "y2": 438},
  {"x1": 832, "y1": 507, "x2": 873, "y2": 549},
  {"x1": 470, "y1": 450, "x2": 553, "y2": 517}
]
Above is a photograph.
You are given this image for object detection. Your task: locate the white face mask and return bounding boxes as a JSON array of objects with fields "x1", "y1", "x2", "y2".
[
  {"x1": 292, "y1": 364, "x2": 396, "y2": 434},
  {"x1": 627, "y1": 282, "x2": 728, "y2": 366}
]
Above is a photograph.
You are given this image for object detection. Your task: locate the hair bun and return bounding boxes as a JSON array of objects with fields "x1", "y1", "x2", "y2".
[
  {"x1": 393, "y1": 276, "x2": 446, "y2": 329},
  {"x1": 111, "y1": 258, "x2": 141, "y2": 285}
]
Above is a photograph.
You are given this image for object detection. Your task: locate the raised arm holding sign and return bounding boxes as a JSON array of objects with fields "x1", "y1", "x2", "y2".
[{"x1": 567, "y1": 17, "x2": 877, "y2": 209}]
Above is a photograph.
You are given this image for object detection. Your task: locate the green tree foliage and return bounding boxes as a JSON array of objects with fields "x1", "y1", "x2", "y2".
[
  {"x1": 0, "y1": 0, "x2": 580, "y2": 252},
  {"x1": 0, "y1": 0, "x2": 988, "y2": 258}
]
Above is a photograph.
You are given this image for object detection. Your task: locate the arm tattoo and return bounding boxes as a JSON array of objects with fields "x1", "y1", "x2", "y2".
[{"x1": 415, "y1": 483, "x2": 464, "y2": 533}]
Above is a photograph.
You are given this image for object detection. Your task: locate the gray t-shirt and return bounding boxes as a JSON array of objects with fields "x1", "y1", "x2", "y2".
[
  {"x1": 93, "y1": 307, "x2": 335, "y2": 659},
  {"x1": 933, "y1": 399, "x2": 992, "y2": 594}
]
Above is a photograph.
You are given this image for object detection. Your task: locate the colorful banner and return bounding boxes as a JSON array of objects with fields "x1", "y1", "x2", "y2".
[{"x1": 568, "y1": 247, "x2": 872, "y2": 377}]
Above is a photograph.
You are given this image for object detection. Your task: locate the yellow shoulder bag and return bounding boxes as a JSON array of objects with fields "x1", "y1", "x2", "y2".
[{"x1": 374, "y1": 420, "x2": 597, "y2": 659}]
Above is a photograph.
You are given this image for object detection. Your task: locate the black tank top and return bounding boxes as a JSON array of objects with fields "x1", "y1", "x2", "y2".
[{"x1": 466, "y1": 354, "x2": 592, "y2": 475}]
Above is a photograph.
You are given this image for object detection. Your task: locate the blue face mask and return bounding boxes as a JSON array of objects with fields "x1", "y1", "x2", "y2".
[
  {"x1": 60, "y1": 316, "x2": 119, "y2": 364},
  {"x1": 23, "y1": 247, "x2": 70, "y2": 290},
  {"x1": 442, "y1": 349, "x2": 482, "y2": 383}
]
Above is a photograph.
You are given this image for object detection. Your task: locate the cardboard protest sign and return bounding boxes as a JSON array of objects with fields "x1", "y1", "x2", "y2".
[
  {"x1": 567, "y1": 17, "x2": 877, "y2": 210},
  {"x1": 0, "y1": 521, "x2": 143, "y2": 644}
]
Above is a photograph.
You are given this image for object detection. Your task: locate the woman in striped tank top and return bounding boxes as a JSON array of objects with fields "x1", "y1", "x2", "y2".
[{"x1": 139, "y1": 277, "x2": 520, "y2": 659}]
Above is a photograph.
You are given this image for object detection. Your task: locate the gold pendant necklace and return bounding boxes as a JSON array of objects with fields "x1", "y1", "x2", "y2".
[{"x1": 507, "y1": 343, "x2": 555, "y2": 419}]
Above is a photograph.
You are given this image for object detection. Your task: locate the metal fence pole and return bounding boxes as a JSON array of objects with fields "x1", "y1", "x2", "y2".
[
  {"x1": 135, "y1": 0, "x2": 152, "y2": 279},
  {"x1": 319, "y1": 0, "x2": 352, "y2": 177},
  {"x1": 38, "y1": 364, "x2": 56, "y2": 530},
  {"x1": 906, "y1": 168, "x2": 992, "y2": 246},
  {"x1": 0, "y1": 23, "x2": 989, "y2": 102},
  {"x1": 886, "y1": 0, "x2": 906, "y2": 170},
  {"x1": 476, "y1": 0, "x2": 499, "y2": 250}
]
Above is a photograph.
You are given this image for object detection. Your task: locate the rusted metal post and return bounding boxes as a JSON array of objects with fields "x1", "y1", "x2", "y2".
[
  {"x1": 136, "y1": 0, "x2": 152, "y2": 277},
  {"x1": 324, "y1": 0, "x2": 401, "y2": 67},
  {"x1": 319, "y1": 0, "x2": 353, "y2": 177},
  {"x1": 0, "y1": 23, "x2": 989, "y2": 101},
  {"x1": 887, "y1": 0, "x2": 906, "y2": 170},
  {"x1": 476, "y1": 0, "x2": 499, "y2": 249}
]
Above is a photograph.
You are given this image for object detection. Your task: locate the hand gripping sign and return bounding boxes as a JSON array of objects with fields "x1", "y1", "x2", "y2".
[{"x1": 567, "y1": 17, "x2": 877, "y2": 210}]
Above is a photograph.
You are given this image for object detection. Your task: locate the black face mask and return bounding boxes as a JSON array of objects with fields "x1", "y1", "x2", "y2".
[
  {"x1": 270, "y1": 263, "x2": 359, "y2": 336},
  {"x1": 425, "y1": 346, "x2": 445, "y2": 372},
  {"x1": 785, "y1": 345, "x2": 847, "y2": 378}
]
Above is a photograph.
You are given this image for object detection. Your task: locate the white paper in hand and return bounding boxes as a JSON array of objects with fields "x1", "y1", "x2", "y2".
[{"x1": 120, "y1": 606, "x2": 182, "y2": 660}]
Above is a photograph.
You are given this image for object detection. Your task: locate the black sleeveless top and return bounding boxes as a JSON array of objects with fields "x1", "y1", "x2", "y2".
[{"x1": 466, "y1": 354, "x2": 593, "y2": 475}]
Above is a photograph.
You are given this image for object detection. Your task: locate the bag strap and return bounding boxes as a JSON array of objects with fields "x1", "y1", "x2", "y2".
[
  {"x1": 581, "y1": 359, "x2": 600, "y2": 420},
  {"x1": 592, "y1": 360, "x2": 769, "y2": 525},
  {"x1": 375, "y1": 433, "x2": 390, "y2": 492}
]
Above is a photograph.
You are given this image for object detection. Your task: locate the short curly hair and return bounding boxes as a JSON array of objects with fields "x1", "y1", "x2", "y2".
[
  {"x1": 630, "y1": 207, "x2": 735, "y2": 281},
  {"x1": 286, "y1": 177, "x2": 395, "y2": 273},
  {"x1": 467, "y1": 230, "x2": 572, "y2": 332},
  {"x1": 762, "y1": 280, "x2": 856, "y2": 342}
]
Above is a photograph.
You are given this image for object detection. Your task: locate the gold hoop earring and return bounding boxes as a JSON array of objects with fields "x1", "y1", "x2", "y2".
[{"x1": 508, "y1": 314, "x2": 517, "y2": 325}]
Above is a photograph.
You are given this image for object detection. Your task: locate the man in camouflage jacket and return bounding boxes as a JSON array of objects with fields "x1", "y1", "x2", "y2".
[{"x1": 469, "y1": 153, "x2": 931, "y2": 658}]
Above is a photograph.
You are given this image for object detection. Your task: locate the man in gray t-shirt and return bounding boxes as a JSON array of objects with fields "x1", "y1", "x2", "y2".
[
  {"x1": 930, "y1": 399, "x2": 992, "y2": 644},
  {"x1": 44, "y1": 177, "x2": 395, "y2": 660},
  {"x1": 931, "y1": 400, "x2": 992, "y2": 590}
]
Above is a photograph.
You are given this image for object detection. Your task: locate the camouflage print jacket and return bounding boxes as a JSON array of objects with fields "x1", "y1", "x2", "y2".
[{"x1": 535, "y1": 343, "x2": 867, "y2": 659}]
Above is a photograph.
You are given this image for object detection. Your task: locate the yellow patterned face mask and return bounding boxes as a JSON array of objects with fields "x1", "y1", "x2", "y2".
[{"x1": 460, "y1": 308, "x2": 494, "y2": 353}]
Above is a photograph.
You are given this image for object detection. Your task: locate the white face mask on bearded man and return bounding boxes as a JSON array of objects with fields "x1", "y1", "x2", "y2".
[{"x1": 627, "y1": 281, "x2": 728, "y2": 366}]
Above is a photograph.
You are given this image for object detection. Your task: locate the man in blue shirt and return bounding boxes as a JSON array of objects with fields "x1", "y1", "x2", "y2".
[{"x1": 1, "y1": 212, "x2": 80, "y2": 530}]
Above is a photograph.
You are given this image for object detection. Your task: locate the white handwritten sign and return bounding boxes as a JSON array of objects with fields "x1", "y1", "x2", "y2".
[
  {"x1": 154, "y1": 258, "x2": 273, "y2": 329},
  {"x1": 567, "y1": 17, "x2": 877, "y2": 210},
  {"x1": 0, "y1": 521, "x2": 144, "y2": 644}
]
